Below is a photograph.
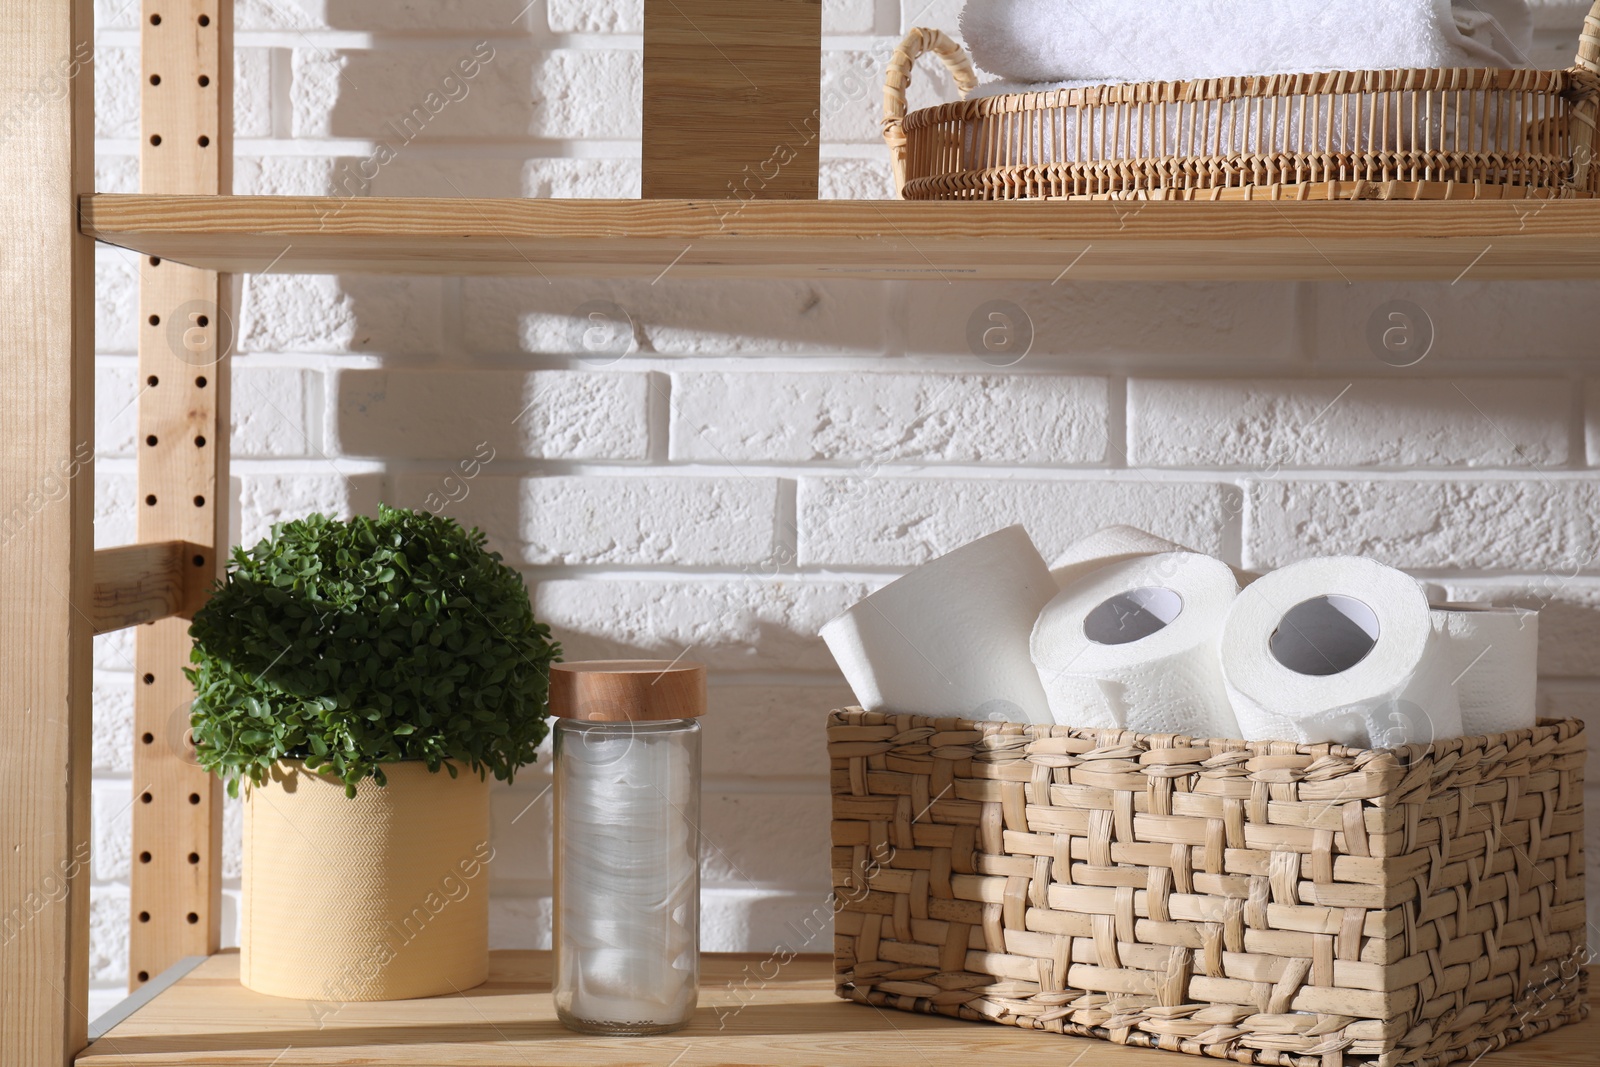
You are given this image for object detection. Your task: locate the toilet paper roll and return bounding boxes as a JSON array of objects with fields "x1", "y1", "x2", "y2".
[
  {"x1": 1050, "y1": 525, "x2": 1258, "y2": 590},
  {"x1": 1031, "y1": 552, "x2": 1243, "y2": 737},
  {"x1": 1220, "y1": 557, "x2": 1463, "y2": 748},
  {"x1": 1432, "y1": 604, "x2": 1539, "y2": 736},
  {"x1": 1050, "y1": 526, "x2": 1193, "y2": 589},
  {"x1": 821, "y1": 525, "x2": 1057, "y2": 725}
]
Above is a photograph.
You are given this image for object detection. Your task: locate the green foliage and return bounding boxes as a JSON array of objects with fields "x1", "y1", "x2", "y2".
[{"x1": 187, "y1": 505, "x2": 561, "y2": 797}]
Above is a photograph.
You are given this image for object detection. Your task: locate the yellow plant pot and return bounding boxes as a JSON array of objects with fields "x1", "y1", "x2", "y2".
[{"x1": 241, "y1": 760, "x2": 491, "y2": 1001}]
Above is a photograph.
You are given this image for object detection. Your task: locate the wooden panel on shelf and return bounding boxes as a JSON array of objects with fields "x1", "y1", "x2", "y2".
[
  {"x1": 130, "y1": 0, "x2": 231, "y2": 994},
  {"x1": 76, "y1": 952, "x2": 1600, "y2": 1066},
  {"x1": 0, "y1": 2, "x2": 96, "y2": 1065},
  {"x1": 643, "y1": 0, "x2": 821, "y2": 200},
  {"x1": 79, "y1": 193, "x2": 1600, "y2": 281},
  {"x1": 91, "y1": 542, "x2": 211, "y2": 635}
]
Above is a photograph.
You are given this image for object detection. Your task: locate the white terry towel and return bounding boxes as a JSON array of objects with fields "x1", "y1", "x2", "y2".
[{"x1": 960, "y1": 0, "x2": 1534, "y2": 87}]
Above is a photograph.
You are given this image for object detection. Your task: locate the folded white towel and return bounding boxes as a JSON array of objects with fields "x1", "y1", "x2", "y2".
[{"x1": 960, "y1": 0, "x2": 1534, "y2": 86}]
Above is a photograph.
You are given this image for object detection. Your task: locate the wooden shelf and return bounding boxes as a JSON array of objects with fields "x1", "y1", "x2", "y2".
[
  {"x1": 79, "y1": 194, "x2": 1600, "y2": 282},
  {"x1": 79, "y1": 952, "x2": 1596, "y2": 1066}
]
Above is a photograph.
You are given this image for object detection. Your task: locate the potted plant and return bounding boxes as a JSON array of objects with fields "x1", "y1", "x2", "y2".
[{"x1": 187, "y1": 505, "x2": 561, "y2": 1001}]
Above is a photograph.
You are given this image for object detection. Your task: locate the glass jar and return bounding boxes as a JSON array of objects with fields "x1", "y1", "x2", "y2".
[{"x1": 549, "y1": 660, "x2": 706, "y2": 1035}]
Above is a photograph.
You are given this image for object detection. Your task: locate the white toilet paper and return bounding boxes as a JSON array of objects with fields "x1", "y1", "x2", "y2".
[
  {"x1": 1432, "y1": 604, "x2": 1539, "y2": 736},
  {"x1": 1031, "y1": 552, "x2": 1243, "y2": 737},
  {"x1": 1050, "y1": 525, "x2": 1257, "y2": 590},
  {"x1": 1050, "y1": 526, "x2": 1193, "y2": 589},
  {"x1": 1220, "y1": 557, "x2": 1463, "y2": 748},
  {"x1": 821, "y1": 525, "x2": 1057, "y2": 725}
]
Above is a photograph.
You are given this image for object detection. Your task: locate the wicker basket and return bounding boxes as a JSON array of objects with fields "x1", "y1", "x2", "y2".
[
  {"x1": 882, "y1": 5, "x2": 1600, "y2": 201},
  {"x1": 829, "y1": 709, "x2": 1588, "y2": 1067}
]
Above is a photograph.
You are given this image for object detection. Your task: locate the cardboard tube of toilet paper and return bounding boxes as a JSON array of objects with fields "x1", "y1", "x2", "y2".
[
  {"x1": 1032, "y1": 551, "x2": 1243, "y2": 737},
  {"x1": 820, "y1": 525, "x2": 1057, "y2": 724},
  {"x1": 1432, "y1": 604, "x2": 1539, "y2": 736},
  {"x1": 1221, "y1": 557, "x2": 1463, "y2": 748},
  {"x1": 1050, "y1": 525, "x2": 1257, "y2": 590}
]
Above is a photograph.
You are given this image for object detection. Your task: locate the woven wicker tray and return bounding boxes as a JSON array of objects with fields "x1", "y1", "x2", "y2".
[
  {"x1": 883, "y1": 5, "x2": 1600, "y2": 201},
  {"x1": 829, "y1": 709, "x2": 1587, "y2": 1067}
]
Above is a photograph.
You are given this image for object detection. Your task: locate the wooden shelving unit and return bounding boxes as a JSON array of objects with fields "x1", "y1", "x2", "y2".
[
  {"x1": 82, "y1": 194, "x2": 1600, "y2": 282},
  {"x1": 3, "y1": 1, "x2": 1597, "y2": 1066},
  {"x1": 72, "y1": 952, "x2": 1600, "y2": 1066}
]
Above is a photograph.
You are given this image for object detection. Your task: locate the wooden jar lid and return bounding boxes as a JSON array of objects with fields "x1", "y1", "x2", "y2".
[{"x1": 549, "y1": 660, "x2": 707, "y2": 723}]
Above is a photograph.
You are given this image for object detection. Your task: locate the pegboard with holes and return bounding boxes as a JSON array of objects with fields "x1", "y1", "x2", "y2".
[{"x1": 129, "y1": 0, "x2": 233, "y2": 992}]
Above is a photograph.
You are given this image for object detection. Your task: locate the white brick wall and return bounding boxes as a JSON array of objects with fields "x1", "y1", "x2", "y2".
[{"x1": 85, "y1": 0, "x2": 1600, "y2": 1016}]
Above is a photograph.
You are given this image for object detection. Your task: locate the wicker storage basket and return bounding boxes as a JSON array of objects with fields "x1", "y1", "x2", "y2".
[
  {"x1": 882, "y1": 4, "x2": 1600, "y2": 201},
  {"x1": 829, "y1": 709, "x2": 1588, "y2": 1067}
]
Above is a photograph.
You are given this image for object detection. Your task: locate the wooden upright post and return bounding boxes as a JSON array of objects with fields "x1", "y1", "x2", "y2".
[
  {"x1": 129, "y1": 0, "x2": 231, "y2": 989},
  {"x1": 642, "y1": 0, "x2": 822, "y2": 200},
  {"x1": 0, "y1": 2, "x2": 97, "y2": 1064}
]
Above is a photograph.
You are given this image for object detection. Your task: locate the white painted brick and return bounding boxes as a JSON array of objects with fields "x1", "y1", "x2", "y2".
[
  {"x1": 1438, "y1": 580, "x2": 1600, "y2": 679},
  {"x1": 93, "y1": 675, "x2": 135, "y2": 774},
  {"x1": 95, "y1": 247, "x2": 140, "y2": 354},
  {"x1": 95, "y1": 472, "x2": 136, "y2": 549},
  {"x1": 701, "y1": 793, "x2": 832, "y2": 888},
  {"x1": 490, "y1": 775, "x2": 555, "y2": 887},
  {"x1": 92, "y1": 780, "x2": 133, "y2": 883},
  {"x1": 1312, "y1": 282, "x2": 1600, "y2": 363},
  {"x1": 903, "y1": 282, "x2": 1299, "y2": 362},
  {"x1": 95, "y1": 631, "x2": 134, "y2": 674},
  {"x1": 519, "y1": 477, "x2": 779, "y2": 567},
  {"x1": 239, "y1": 275, "x2": 441, "y2": 354},
  {"x1": 242, "y1": 0, "x2": 532, "y2": 30},
  {"x1": 233, "y1": 366, "x2": 320, "y2": 457},
  {"x1": 672, "y1": 372, "x2": 1109, "y2": 465},
  {"x1": 292, "y1": 45, "x2": 525, "y2": 140},
  {"x1": 549, "y1": 0, "x2": 639, "y2": 33},
  {"x1": 97, "y1": 360, "x2": 139, "y2": 456},
  {"x1": 94, "y1": 0, "x2": 138, "y2": 29},
  {"x1": 826, "y1": 0, "x2": 878, "y2": 34},
  {"x1": 532, "y1": 50, "x2": 641, "y2": 139},
  {"x1": 238, "y1": 472, "x2": 385, "y2": 548},
  {"x1": 235, "y1": 49, "x2": 274, "y2": 139},
  {"x1": 707, "y1": 889, "x2": 846, "y2": 958},
  {"x1": 235, "y1": 156, "x2": 339, "y2": 196},
  {"x1": 391, "y1": 475, "x2": 781, "y2": 567},
  {"x1": 222, "y1": 792, "x2": 243, "y2": 882},
  {"x1": 820, "y1": 158, "x2": 896, "y2": 200},
  {"x1": 489, "y1": 895, "x2": 553, "y2": 951},
  {"x1": 89, "y1": 885, "x2": 130, "y2": 984},
  {"x1": 462, "y1": 277, "x2": 886, "y2": 356},
  {"x1": 1247, "y1": 479, "x2": 1600, "y2": 572},
  {"x1": 823, "y1": 47, "x2": 954, "y2": 144},
  {"x1": 95, "y1": 46, "x2": 138, "y2": 140},
  {"x1": 332, "y1": 369, "x2": 650, "y2": 461},
  {"x1": 702, "y1": 686, "x2": 849, "y2": 781},
  {"x1": 799, "y1": 477, "x2": 1236, "y2": 567},
  {"x1": 533, "y1": 579, "x2": 870, "y2": 673},
  {"x1": 1130, "y1": 379, "x2": 1570, "y2": 469},
  {"x1": 522, "y1": 158, "x2": 641, "y2": 199},
  {"x1": 95, "y1": 154, "x2": 139, "y2": 194},
  {"x1": 1540, "y1": 688, "x2": 1600, "y2": 782},
  {"x1": 902, "y1": 0, "x2": 964, "y2": 35}
]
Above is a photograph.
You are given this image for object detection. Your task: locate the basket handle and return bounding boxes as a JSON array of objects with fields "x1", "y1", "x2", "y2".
[
  {"x1": 1571, "y1": 0, "x2": 1600, "y2": 188},
  {"x1": 883, "y1": 28, "x2": 979, "y2": 198}
]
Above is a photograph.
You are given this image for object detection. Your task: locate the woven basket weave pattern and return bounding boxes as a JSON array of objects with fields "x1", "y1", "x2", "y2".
[
  {"x1": 884, "y1": 5, "x2": 1600, "y2": 201},
  {"x1": 828, "y1": 711, "x2": 1587, "y2": 1067}
]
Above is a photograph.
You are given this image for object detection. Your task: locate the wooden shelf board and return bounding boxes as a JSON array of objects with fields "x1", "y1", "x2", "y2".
[
  {"x1": 78, "y1": 952, "x2": 1596, "y2": 1067},
  {"x1": 79, "y1": 194, "x2": 1600, "y2": 281}
]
